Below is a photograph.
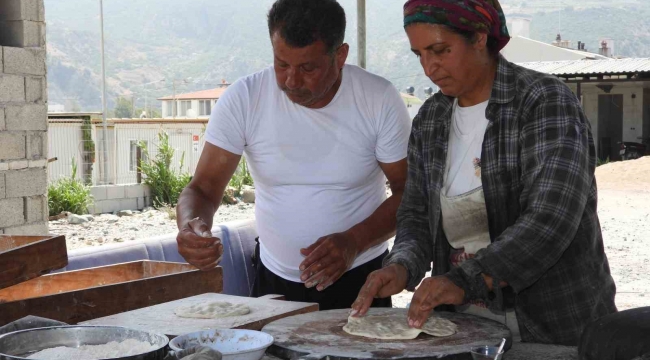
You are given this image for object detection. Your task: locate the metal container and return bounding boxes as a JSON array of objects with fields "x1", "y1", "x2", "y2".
[
  {"x1": 169, "y1": 329, "x2": 273, "y2": 360},
  {"x1": 0, "y1": 326, "x2": 169, "y2": 360}
]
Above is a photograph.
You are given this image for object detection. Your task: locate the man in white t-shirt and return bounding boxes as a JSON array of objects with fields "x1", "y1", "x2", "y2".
[{"x1": 175, "y1": 0, "x2": 411, "y2": 310}]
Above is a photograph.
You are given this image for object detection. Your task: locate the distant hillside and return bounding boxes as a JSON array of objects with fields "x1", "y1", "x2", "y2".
[{"x1": 43, "y1": 0, "x2": 650, "y2": 111}]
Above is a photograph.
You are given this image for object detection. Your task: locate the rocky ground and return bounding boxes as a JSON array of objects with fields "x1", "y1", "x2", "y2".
[
  {"x1": 50, "y1": 203, "x2": 256, "y2": 251},
  {"x1": 50, "y1": 158, "x2": 650, "y2": 310}
]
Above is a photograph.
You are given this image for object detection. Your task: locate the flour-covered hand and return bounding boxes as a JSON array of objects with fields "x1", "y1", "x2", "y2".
[{"x1": 299, "y1": 232, "x2": 360, "y2": 291}]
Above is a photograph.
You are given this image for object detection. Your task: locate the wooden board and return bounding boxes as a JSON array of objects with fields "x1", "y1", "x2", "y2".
[
  {"x1": 0, "y1": 261, "x2": 222, "y2": 325},
  {"x1": 262, "y1": 308, "x2": 512, "y2": 360},
  {"x1": 81, "y1": 293, "x2": 319, "y2": 338},
  {"x1": 0, "y1": 235, "x2": 68, "y2": 290}
]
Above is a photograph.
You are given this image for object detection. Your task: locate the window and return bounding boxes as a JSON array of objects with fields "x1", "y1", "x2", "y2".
[
  {"x1": 199, "y1": 100, "x2": 212, "y2": 116},
  {"x1": 129, "y1": 140, "x2": 148, "y2": 172},
  {"x1": 180, "y1": 100, "x2": 192, "y2": 117},
  {"x1": 166, "y1": 101, "x2": 177, "y2": 117}
]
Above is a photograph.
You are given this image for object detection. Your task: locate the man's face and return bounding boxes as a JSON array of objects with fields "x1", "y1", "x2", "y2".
[{"x1": 272, "y1": 32, "x2": 348, "y2": 109}]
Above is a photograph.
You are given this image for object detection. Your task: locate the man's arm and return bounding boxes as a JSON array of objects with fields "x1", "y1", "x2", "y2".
[
  {"x1": 176, "y1": 143, "x2": 241, "y2": 270},
  {"x1": 348, "y1": 159, "x2": 407, "y2": 252}
]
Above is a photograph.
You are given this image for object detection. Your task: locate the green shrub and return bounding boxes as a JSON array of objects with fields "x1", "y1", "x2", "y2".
[
  {"x1": 228, "y1": 157, "x2": 254, "y2": 196},
  {"x1": 48, "y1": 159, "x2": 94, "y2": 216},
  {"x1": 138, "y1": 131, "x2": 192, "y2": 208},
  {"x1": 597, "y1": 157, "x2": 611, "y2": 167}
]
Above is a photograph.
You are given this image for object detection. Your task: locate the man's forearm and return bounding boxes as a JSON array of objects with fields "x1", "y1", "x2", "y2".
[
  {"x1": 346, "y1": 188, "x2": 404, "y2": 254},
  {"x1": 176, "y1": 185, "x2": 220, "y2": 229}
]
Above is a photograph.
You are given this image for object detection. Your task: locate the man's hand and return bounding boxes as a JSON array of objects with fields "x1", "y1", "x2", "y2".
[
  {"x1": 299, "y1": 232, "x2": 359, "y2": 291},
  {"x1": 407, "y1": 276, "x2": 464, "y2": 328},
  {"x1": 177, "y1": 217, "x2": 223, "y2": 271},
  {"x1": 350, "y1": 264, "x2": 408, "y2": 317}
]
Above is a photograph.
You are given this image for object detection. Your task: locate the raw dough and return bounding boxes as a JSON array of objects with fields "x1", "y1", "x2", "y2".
[
  {"x1": 175, "y1": 301, "x2": 251, "y2": 319},
  {"x1": 343, "y1": 313, "x2": 457, "y2": 340},
  {"x1": 27, "y1": 339, "x2": 157, "y2": 360}
]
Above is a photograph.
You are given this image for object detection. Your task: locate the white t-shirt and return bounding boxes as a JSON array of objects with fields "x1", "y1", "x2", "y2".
[
  {"x1": 205, "y1": 64, "x2": 411, "y2": 282},
  {"x1": 444, "y1": 99, "x2": 490, "y2": 197}
]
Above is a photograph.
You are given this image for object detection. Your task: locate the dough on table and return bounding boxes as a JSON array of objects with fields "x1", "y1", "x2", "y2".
[
  {"x1": 175, "y1": 301, "x2": 251, "y2": 319},
  {"x1": 343, "y1": 313, "x2": 457, "y2": 340}
]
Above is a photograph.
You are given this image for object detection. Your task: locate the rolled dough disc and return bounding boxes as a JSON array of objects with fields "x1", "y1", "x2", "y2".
[
  {"x1": 174, "y1": 301, "x2": 251, "y2": 319},
  {"x1": 343, "y1": 313, "x2": 457, "y2": 340}
]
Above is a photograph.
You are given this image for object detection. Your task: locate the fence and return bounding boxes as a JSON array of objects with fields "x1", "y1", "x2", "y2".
[{"x1": 48, "y1": 117, "x2": 208, "y2": 186}]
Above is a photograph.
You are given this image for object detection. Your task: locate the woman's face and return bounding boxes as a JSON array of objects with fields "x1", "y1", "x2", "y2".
[{"x1": 406, "y1": 23, "x2": 489, "y2": 98}]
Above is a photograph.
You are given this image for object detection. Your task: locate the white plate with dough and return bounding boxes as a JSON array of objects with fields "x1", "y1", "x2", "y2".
[{"x1": 169, "y1": 329, "x2": 274, "y2": 360}]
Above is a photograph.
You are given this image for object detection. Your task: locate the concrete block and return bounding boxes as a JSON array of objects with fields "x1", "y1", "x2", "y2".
[
  {"x1": 8, "y1": 159, "x2": 28, "y2": 170},
  {"x1": 0, "y1": 0, "x2": 41, "y2": 21},
  {"x1": 3, "y1": 47, "x2": 45, "y2": 75},
  {"x1": 0, "y1": 197, "x2": 24, "y2": 228},
  {"x1": 25, "y1": 76, "x2": 44, "y2": 102},
  {"x1": 38, "y1": 0, "x2": 44, "y2": 22},
  {"x1": 0, "y1": 132, "x2": 25, "y2": 160},
  {"x1": 106, "y1": 186, "x2": 125, "y2": 200},
  {"x1": 4, "y1": 221, "x2": 48, "y2": 235},
  {"x1": 143, "y1": 186, "x2": 152, "y2": 197},
  {"x1": 0, "y1": 108, "x2": 5, "y2": 131},
  {"x1": 90, "y1": 186, "x2": 107, "y2": 201},
  {"x1": 0, "y1": 163, "x2": 7, "y2": 171},
  {"x1": 25, "y1": 195, "x2": 45, "y2": 222},
  {"x1": 26, "y1": 131, "x2": 45, "y2": 159},
  {"x1": 0, "y1": 74, "x2": 25, "y2": 102},
  {"x1": 100, "y1": 199, "x2": 121, "y2": 214},
  {"x1": 28, "y1": 159, "x2": 46, "y2": 168},
  {"x1": 5, "y1": 167, "x2": 46, "y2": 197},
  {"x1": 125, "y1": 184, "x2": 145, "y2": 199},
  {"x1": 119, "y1": 198, "x2": 138, "y2": 211},
  {"x1": 0, "y1": 21, "x2": 43, "y2": 47},
  {"x1": 0, "y1": 172, "x2": 5, "y2": 198},
  {"x1": 5, "y1": 104, "x2": 46, "y2": 131}
]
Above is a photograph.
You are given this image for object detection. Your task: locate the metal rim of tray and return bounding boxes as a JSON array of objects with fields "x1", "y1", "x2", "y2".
[{"x1": 0, "y1": 325, "x2": 169, "y2": 360}]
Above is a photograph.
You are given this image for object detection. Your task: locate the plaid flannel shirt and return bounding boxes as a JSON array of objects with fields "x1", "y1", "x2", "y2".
[{"x1": 384, "y1": 56, "x2": 617, "y2": 345}]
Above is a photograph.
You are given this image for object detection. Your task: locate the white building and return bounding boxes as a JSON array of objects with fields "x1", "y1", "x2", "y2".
[
  {"x1": 158, "y1": 86, "x2": 229, "y2": 119},
  {"x1": 520, "y1": 58, "x2": 650, "y2": 162},
  {"x1": 502, "y1": 17, "x2": 609, "y2": 63}
]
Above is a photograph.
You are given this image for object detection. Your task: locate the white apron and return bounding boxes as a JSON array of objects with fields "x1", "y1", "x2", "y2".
[{"x1": 441, "y1": 164, "x2": 521, "y2": 341}]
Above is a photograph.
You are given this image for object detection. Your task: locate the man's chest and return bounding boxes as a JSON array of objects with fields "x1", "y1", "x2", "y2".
[{"x1": 243, "y1": 109, "x2": 382, "y2": 187}]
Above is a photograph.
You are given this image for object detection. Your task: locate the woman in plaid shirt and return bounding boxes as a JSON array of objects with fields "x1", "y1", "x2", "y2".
[{"x1": 351, "y1": 0, "x2": 617, "y2": 346}]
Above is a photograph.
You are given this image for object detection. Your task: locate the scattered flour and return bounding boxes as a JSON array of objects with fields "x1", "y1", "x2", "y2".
[
  {"x1": 27, "y1": 338, "x2": 157, "y2": 360},
  {"x1": 175, "y1": 301, "x2": 251, "y2": 319}
]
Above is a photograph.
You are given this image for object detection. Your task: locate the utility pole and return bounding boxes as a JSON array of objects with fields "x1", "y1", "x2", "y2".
[
  {"x1": 99, "y1": 0, "x2": 109, "y2": 184},
  {"x1": 172, "y1": 80, "x2": 176, "y2": 120},
  {"x1": 357, "y1": 0, "x2": 366, "y2": 69}
]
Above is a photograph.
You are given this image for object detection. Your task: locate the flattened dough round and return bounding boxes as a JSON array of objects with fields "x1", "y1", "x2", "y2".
[
  {"x1": 175, "y1": 301, "x2": 251, "y2": 319},
  {"x1": 343, "y1": 313, "x2": 457, "y2": 340}
]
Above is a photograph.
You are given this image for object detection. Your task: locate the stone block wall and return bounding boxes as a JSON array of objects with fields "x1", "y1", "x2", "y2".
[
  {"x1": 88, "y1": 184, "x2": 154, "y2": 215},
  {"x1": 0, "y1": 0, "x2": 48, "y2": 235}
]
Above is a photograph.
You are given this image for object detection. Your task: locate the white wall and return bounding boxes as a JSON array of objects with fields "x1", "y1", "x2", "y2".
[
  {"x1": 580, "y1": 83, "x2": 645, "y2": 145},
  {"x1": 162, "y1": 99, "x2": 214, "y2": 119},
  {"x1": 48, "y1": 122, "x2": 85, "y2": 182},
  {"x1": 48, "y1": 121, "x2": 209, "y2": 186}
]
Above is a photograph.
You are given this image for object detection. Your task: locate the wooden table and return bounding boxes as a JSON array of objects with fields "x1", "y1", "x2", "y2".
[
  {"x1": 0, "y1": 261, "x2": 222, "y2": 325},
  {"x1": 0, "y1": 235, "x2": 67, "y2": 290},
  {"x1": 81, "y1": 293, "x2": 319, "y2": 338}
]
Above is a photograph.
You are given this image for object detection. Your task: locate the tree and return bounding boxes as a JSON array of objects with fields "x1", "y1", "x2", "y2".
[{"x1": 113, "y1": 97, "x2": 133, "y2": 118}]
